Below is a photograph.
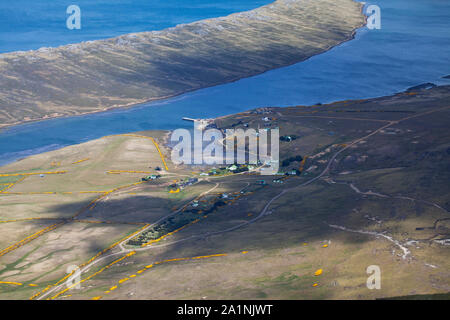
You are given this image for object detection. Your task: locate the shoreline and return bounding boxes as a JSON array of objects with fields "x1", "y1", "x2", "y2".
[
  {"x1": 2, "y1": 83, "x2": 449, "y2": 168},
  {"x1": 0, "y1": 0, "x2": 366, "y2": 131},
  {"x1": 0, "y1": 4, "x2": 367, "y2": 133}
]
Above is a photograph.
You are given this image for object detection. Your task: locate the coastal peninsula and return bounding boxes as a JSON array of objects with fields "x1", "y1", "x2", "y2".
[{"x1": 0, "y1": 0, "x2": 364, "y2": 128}]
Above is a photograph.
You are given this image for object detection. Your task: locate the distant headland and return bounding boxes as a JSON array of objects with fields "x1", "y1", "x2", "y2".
[{"x1": 0, "y1": 0, "x2": 364, "y2": 128}]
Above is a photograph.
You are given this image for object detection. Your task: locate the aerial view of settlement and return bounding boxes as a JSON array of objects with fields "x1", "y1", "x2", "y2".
[{"x1": 0, "y1": 0, "x2": 449, "y2": 304}]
